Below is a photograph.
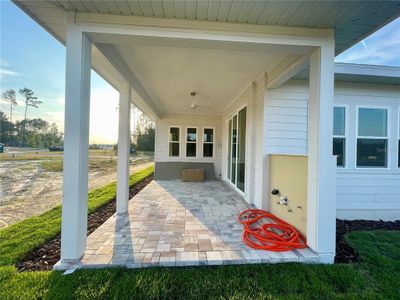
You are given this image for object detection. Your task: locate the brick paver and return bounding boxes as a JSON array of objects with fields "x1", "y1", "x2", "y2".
[{"x1": 60, "y1": 181, "x2": 320, "y2": 269}]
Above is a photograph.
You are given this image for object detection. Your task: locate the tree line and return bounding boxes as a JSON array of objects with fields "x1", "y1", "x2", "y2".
[
  {"x1": 0, "y1": 88, "x2": 63, "y2": 148},
  {"x1": 132, "y1": 111, "x2": 155, "y2": 152}
]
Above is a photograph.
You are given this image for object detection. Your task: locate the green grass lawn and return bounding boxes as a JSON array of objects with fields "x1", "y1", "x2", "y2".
[
  {"x1": 0, "y1": 165, "x2": 154, "y2": 266},
  {"x1": 0, "y1": 230, "x2": 398, "y2": 299}
]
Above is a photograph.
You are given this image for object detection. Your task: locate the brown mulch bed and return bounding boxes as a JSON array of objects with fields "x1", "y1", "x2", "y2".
[
  {"x1": 16, "y1": 174, "x2": 153, "y2": 272},
  {"x1": 335, "y1": 218, "x2": 400, "y2": 263}
]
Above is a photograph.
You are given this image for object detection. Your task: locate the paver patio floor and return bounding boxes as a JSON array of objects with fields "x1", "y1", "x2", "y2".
[{"x1": 70, "y1": 181, "x2": 320, "y2": 268}]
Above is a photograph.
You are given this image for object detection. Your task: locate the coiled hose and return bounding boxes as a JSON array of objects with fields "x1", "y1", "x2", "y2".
[{"x1": 238, "y1": 209, "x2": 307, "y2": 252}]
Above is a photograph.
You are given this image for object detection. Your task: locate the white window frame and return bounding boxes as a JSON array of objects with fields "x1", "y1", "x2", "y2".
[
  {"x1": 355, "y1": 105, "x2": 390, "y2": 170},
  {"x1": 202, "y1": 127, "x2": 215, "y2": 158},
  {"x1": 333, "y1": 105, "x2": 348, "y2": 168},
  {"x1": 168, "y1": 126, "x2": 181, "y2": 158},
  {"x1": 185, "y1": 127, "x2": 198, "y2": 158},
  {"x1": 226, "y1": 104, "x2": 247, "y2": 198}
]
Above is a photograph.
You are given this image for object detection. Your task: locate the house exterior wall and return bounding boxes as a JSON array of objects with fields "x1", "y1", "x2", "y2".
[
  {"x1": 154, "y1": 114, "x2": 222, "y2": 179},
  {"x1": 264, "y1": 79, "x2": 400, "y2": 221},
  {"x1": 334, "y1": 82, "x2": 400, "y2": 221}
]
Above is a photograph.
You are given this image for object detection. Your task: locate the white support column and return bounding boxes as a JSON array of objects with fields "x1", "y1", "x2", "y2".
[
  {"x1": 250, "y1": 74, "x2": 268, "y2": 210},
  {"x1": 60, "y1": 26, "x2": 91, "y2": 264},
  {"x1": 117, "y1": 82, "x2": 131, "y2": 215},
  {"x1": 307, "y1": 37, "x2": 337, "y2": 264}
]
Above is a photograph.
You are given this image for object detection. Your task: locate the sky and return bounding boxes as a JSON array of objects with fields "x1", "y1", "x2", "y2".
[{"x1": 0, "y1": 1, "x2": 399, "y2": 143}]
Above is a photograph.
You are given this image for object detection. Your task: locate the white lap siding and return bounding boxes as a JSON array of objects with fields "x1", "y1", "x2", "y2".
[
  {"x1": 264, "y1": 80, "x2": 308, "y2": 155},
  {"x1": 334, "y1": 82, "x2": 400, "y2": 221},
  {"x1": 264, "y1": 80, "x2": 400, "y2": 221}
]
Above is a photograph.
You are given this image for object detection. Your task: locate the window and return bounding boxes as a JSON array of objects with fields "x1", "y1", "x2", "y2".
[
  {"x1": 357, "y1": 107, "x2": 388, "y2": 168},
  {"x1": 333, "y1": 106, "x2": 346, "y2": 167},
  {"x1": 203, "y1": 128, "x2": 214, "y2": 157},
  {"x1": 169, "y1": 127, "x2": 180, "y2": 157},
  {"x1": 186, "y1": 127, "x2": 197, "y2": 157}
]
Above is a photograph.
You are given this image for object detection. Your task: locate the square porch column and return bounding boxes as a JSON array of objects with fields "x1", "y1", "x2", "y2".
[
  {"x1": 117, "y1": 82, "x2": 131, "y2": 214},
  {"x1": 307, "y1": 39, "x2": 337, "y2": 263},
  {"x1": 60, "y1": 26, "x2": 91, "y2": 265}
]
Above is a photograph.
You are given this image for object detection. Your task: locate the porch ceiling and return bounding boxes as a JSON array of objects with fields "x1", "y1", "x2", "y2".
[
  {"x1": 101, "y1": 36, "x2": 303, "y2": 115},
  {"x1": 13, "y1": 1, "x2": 400, "y2": 55}
]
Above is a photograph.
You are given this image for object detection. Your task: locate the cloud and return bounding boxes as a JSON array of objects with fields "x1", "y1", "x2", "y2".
[
  {"x1": 0, "y1": 67, "x2": 19, "y2": 77},
  {"x1": 336, "y1": 18, "x2": 400, "y2": 66},
  {"x1": 0, "y1": 59, "x2": 20, "y2": 81}
]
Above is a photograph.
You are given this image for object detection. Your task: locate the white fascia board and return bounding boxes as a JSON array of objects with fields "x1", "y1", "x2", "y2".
[
  {"x1": 75, "y1": 12, "x2": 332, "y2": 41},
  {"x1": 74, "y1": 14, "x2": 332, "y2": 48},
  {"x1": 12, "y1": 0, "x2": 67, "y2": 45},
  {"x1": 334, "y1": 63, "x2": 400, "y2": 78}
]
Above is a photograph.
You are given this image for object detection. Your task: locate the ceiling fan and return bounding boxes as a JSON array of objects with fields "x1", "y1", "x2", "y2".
[{"x1": 189, "y1": 91, "x2": 211, "y2": 110}]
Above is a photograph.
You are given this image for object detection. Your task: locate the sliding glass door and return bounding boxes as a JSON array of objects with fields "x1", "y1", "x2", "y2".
[{"x1": 227, "y1": 107, "x2": 246, "y2": 192}]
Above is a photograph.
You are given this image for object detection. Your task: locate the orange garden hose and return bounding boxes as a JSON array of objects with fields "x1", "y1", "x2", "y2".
[{"x1": 238, "y1": 209, "x2": 307, "y2": 252}]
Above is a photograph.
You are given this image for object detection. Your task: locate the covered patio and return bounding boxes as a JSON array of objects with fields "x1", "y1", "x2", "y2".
[
  {"x1": 14, "y1": 1, "x2": 370, "y2": 268},
  {"x1": 56, "y1": 180, "x2": 319, "y2": 269}
]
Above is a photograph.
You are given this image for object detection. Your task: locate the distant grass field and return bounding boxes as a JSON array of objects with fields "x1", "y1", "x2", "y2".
[
  {"x1": 40, "y1": 158, "x2": 118, "y2": 172},
  {"x1": 1, "y1": 149, "x2": 154, "y2": 173}
]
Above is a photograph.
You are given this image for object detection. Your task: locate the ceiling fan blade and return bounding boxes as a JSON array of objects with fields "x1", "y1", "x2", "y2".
[{"x1": 196, "y1": 105, "x2": 212, "y2": 109}]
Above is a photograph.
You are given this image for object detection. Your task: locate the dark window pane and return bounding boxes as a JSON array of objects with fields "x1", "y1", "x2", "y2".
[
  {"x1": 203, "y1": 143, "x2": 213, "y2": 157},
  {"x1": 231, "y1": 115, "x2": 237, "y2": 184},
  {"x1": 204, "y1": 128, "x2": 213, "y2": 143},
  {"x1": 187, "y1": 128, "x2": 197, "y2": 142},
  {"x1": 170, "y1": 127, "x2": 180, "y2": 142},
  {"x1": 358, "y1": 108, "x2": 387, "y2": 137},
  {"x1": 333, "y1": 107, "x2": 345, "y2": 136},
  {"x1": 333, "y1": 138, "x2": 345, "y2": 167},
  {"x1": 357, "y1": 139, "x2": 387, "y2": 167},
  {"x1": 186, "y1": 143, "x2": 196, "y2": 157},
  {"x1": 237, "y1": 107, "x2": 246, "y2": 192},
  {"x1": 169, "y1": 143, "x2": 179, "y2": 157},
  {"x1": 398, "y1": 140, "x2": 400, "y2": 168}
]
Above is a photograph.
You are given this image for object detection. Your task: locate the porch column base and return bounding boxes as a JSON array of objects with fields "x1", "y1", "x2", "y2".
[
  {"x1": 53, "y1": 259, "x2": 83, "y2": 271},
  {"x1": 317, "y1": 252, "x2": 335, "y2": 264}
]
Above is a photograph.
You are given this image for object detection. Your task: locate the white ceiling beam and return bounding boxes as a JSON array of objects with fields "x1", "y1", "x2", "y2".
[
  {"x1": 266, "y1": 55, "x2": 308, "y2": 89},
  {"x1": 95, "y1": 44, "x2": 161, "y2": 118},
  {"x1": 91, "y1": 46, "x2": 125, "y2": 91}
]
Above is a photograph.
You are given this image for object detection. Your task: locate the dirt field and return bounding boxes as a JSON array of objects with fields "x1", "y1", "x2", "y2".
[{"x1": 0, "y1": 149, "x2": 154, "y2": 228}]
